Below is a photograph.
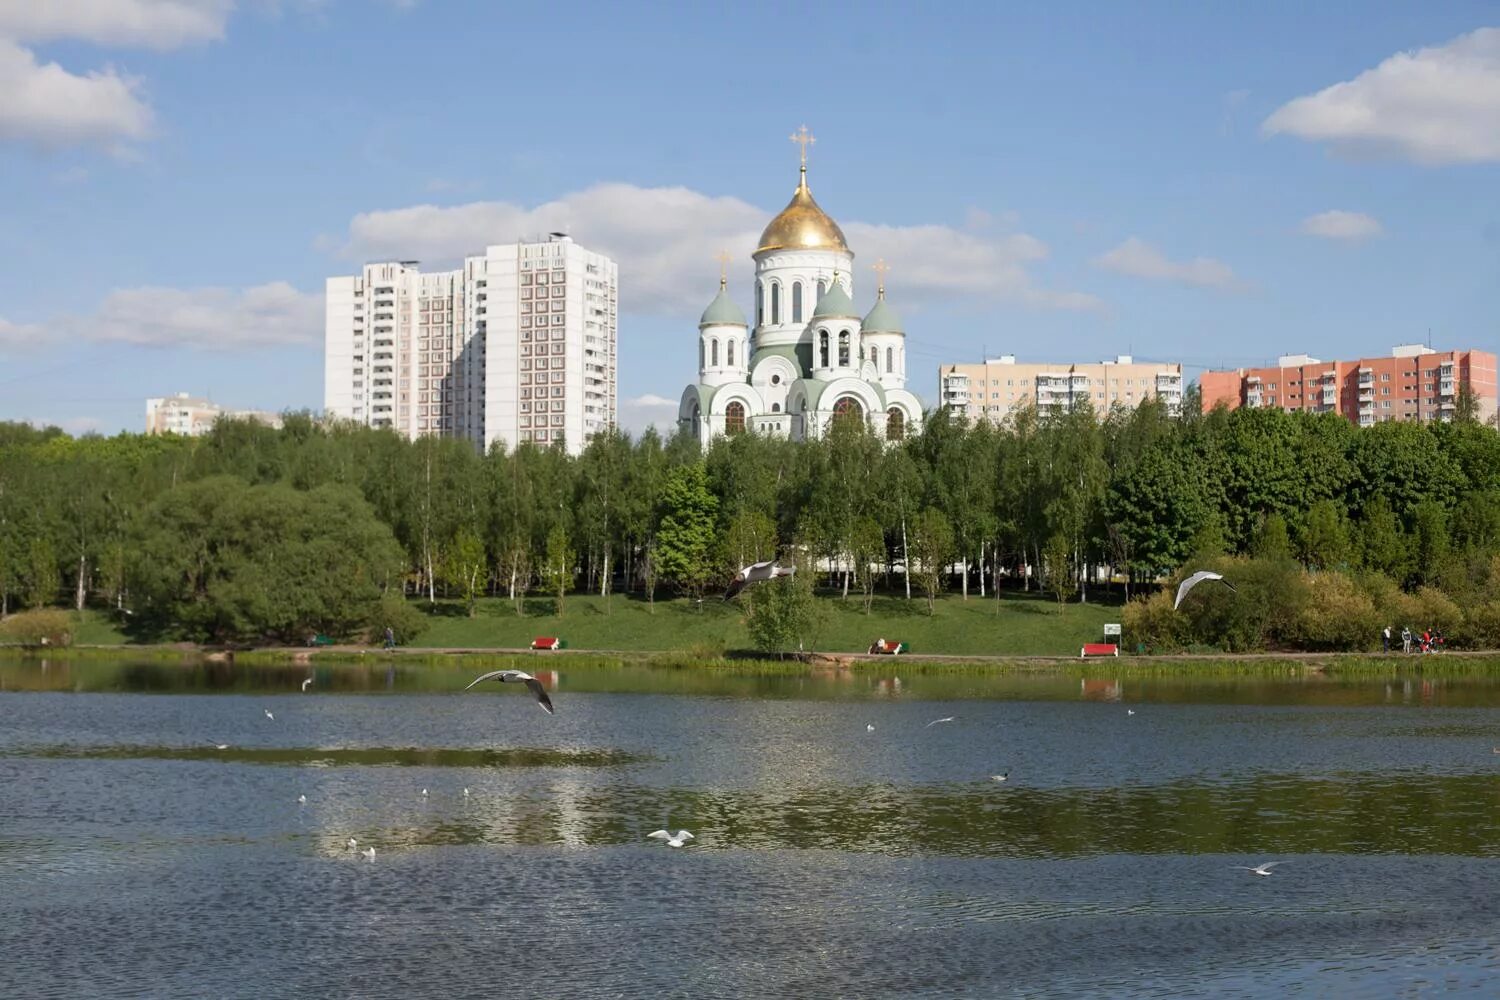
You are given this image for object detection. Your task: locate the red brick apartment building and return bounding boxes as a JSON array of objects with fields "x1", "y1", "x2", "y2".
[{"x1": 1199, "y1": 345, "x2": 1497, "y2": 426}]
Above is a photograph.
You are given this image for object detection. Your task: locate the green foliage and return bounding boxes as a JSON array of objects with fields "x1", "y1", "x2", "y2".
[
  {"x1": 440, "y1": 527, "x2": 488, "y2": 617},
  {"x1": 373, "y1": 592, "x2": 429, "y2": 645},
  {"x1": 911, "y1": 507, "x2": 954, "y2": 615},
  {"x1": 1299, "y1": 500, "x2": 1351, "y2": 570},
  {"x1": 0, "y1": 608, "x2": 74, "y2": 647},
  {"x1": 745, "y1": 568, "x2": 822, "y2": 657},
  {"x1": 655, "y1": 462, "x2": 719, "y2": 599},
  {"x1": 1252, "y1": 512, "x2": 1292, "y2": 562},
  {"x1": 541, "y1": 524, "x2": 574, "y2": 615}
]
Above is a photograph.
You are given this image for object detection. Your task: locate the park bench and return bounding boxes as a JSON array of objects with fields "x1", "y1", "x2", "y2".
[
  {"x1": 1080, "y1": 643, "x2": 1119, "y2": 658},
  {"x1": 868, "y1": 640, "x2": 908, "y2": 655},
  {"x1": 530, "y1": 637, "x2": 565, "y2": 651}
]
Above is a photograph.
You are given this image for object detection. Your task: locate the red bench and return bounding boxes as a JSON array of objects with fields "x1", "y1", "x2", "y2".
[
  {"x1": 868, "y1": 641, "x2": 908, "y2": 655},
  {"x1": 530, "y1": 637, "x2": 565, "y2": 651},
  {"x1": 1080, "y1": 643, "x2": 1118, "y2": 658}
]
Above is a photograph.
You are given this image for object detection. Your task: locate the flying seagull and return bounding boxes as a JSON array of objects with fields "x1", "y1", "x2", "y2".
[
  {"x1": 1174, "y1": 571, "x2": 1237, "y2": 610},
  {"x1": 465, "y1": 669, "x2": 555, "y2": 714},
  {"x1": 301, "y1": 677, "x2": 313, "y2": 692},
  {"x1": 1233, "y1": 861, "x2": 1288, "y2": 877},
  {"x1": 264, "y1": 709, "x2": 275, "y2": 721},
  {"x1": 648, "y1": 830, "x2": 695, "y2": 848},
  {"x1": 723, "y1": 560, "x2": 796, "y2": 601},
  {"x1": 925, "y1": 716, "x2": 956, "y2": 728}
]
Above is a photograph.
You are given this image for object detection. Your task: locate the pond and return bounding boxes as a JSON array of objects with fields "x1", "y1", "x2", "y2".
[{"x1": 3, "y1": 656, "x2": 1500, "y2": 997}]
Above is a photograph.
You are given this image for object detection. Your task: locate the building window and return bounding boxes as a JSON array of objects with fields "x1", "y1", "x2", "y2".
[
  {"x1": 886, "y1": 347, "x2": 894, "y2": 374},
  {"x1": 700, "y1": 340, "x2": 705, "y2": 369},
  {"x1": 792, "y1": 282, "x2": 803, "y2": 323},
  {"x1": 727, "y1": 340, "x2": 736, "y2": 366},
  {"x1": 771, "y1": 282, "x2": 781, "y2": 325},
  {"x1": 725, "y1": 401, "x2": 746, "y2": 435},
  {"x1": 819, "y1": 330, "x2": 829, "y2": 368},
  {"x1": 711, "y1": 339, "x2": 719, "y2": 366},
  {"x1": 886, "y1": 407, "x2": 905, "y2": 440},
  {"x1": 838, "y1": 330, "x2": 850, "y2": 367},
  {"x1": 772, "y1": 402, "x2": 781, "y2": 413},
  {"x1": 818, "y1": 279, "x2": 827, "y2": 299},
  {"x1": 756, "y1": 281, "x2": 764, "y2": 326},
  {"x1": 833, "y1": 396, "x2": 863, "y2": 426}
]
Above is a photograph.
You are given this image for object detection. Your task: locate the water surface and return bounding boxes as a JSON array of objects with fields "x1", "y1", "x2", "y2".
[{"x1": 3, "y1": 657, "x2": 1500, "y2": 997}]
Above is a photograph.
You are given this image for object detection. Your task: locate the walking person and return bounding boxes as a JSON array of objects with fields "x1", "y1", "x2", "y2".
[
  {"x1": 1401, "y1": 626, "x2": 1412, "y2": 654},
  {"x1": 383, "y1": 626, "x2": 396, "y2": 651},
  {"x1": 1382, "y1": 625, "x2": 1391, "y2": 653}
]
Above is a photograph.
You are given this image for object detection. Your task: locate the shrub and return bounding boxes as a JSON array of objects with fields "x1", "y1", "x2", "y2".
[
  {"x1": 1459, "y1": 601, "x2": 1500, "y2": 650},
  {"x1": 0, "y1": 609, "x2": 74, "y2": 647},
  {"x1": 1122, "y1": 590, "x2": 1187, "y2": 653},
  {"x1": 1288, "y1": 573, "x2": 1379, "y2": 651},
  {"x1": 1413, "y1": 586, "x2": 1463, "y2": 638},
  {"x1": 369, "y1": 594, "x2": 429, "y2": 645}
]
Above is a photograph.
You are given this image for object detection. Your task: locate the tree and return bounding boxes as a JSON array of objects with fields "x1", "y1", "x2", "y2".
[
  {"x1": 745, "y1": 561, "x2": 821, "y2": 657},
  {"x1": 1252, "y1": 512, "x2": 1292, "y2": 562},
  {"x1": 1358, "y1": 497, "x2": 1408, "y2": 581},
  {"x1": 1043, "y1": 532, "x2": 1072, "y2": 605},
  {"x1": 440, "y1": 527, "x2": 488, "y2": 617},
  {"x1": 23, "y1": 535, "x2": 57, "y2": 610},
  {"x1": 849, "y1": 516, "x2": 886, "y2": 613},
  {"x1": 541, "y1": 523, "x2": 574, "y2": 616},
  {"x1": 1299, "y1": 500, "x2": 1351, "y2": 570},
  {"x1": 910, "y1": 507, "x2": 953, "y2": 615},
  {"x1": 655, "y1": 462, "x2": 720, "y2": 602}
]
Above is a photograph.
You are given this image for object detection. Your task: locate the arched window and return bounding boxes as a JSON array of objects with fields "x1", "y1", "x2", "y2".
[
  {"x1": 886, "y1": 347, "x2": 894, "y2": 374},
  {"x1": 819, "y1": 330, "x2": 829, "y2": 368},
  {"x1": 699, "y1": 340, "x2": 705, "y2": 369},
  {"x1": 838, "y1": 330, "x2": 850, "y2": 367},
  {"x1": 725, "y1": 401, "x2": 746, "y2": 435},
  {"x1": 833, "y1": 397, "x2": 863, "y2": 426},
  {"x1": 772, "y1": 402, "x2": 781, "y2": 413},
  {"x1": 792, "y1": 282, "x2": 803, "y2": 323},
  {"x1": 711, "y1": 338, "x2": 719, "y2": 366},
  {"x1": 886, "y1": 407, "x2": 905, "y2": 440},
  {"x1": 727, "y1": 340, "x2": 735, "y2": 367},
  {"x1": 755, "y1": 281, "x2": 764, "y2": 326},
  {"x1": 818, "y1": 279, "x2": 827, "y2": 299},
  {"x1": 770, "y1": 282, "x2": 781, "y2": 325}
]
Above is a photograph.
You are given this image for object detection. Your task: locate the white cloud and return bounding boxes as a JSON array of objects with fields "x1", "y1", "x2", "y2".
[
  {"x1": 1094, "y1": 237, "x2": 1240, "y2": 291},
  {"x1": 339, "y1": 183, "x2": 1100, "y2": 314},
  {"x1": 1263, "y1": 27, "x2": 1500, "y2": 164},
  {"x1": 0, "y1": 316, "x2": 44, "y2": 348},
  {"x1": 618, "y1": 393, "x2": 680, "y2": 435},
  {"x1": 1300, "y1": 210, "x2": 1383, "y2": 241},
  {"x1": 25, "y1": 282, "x2": 322, "y2": 350},
  {"x1": 0, "y1": 39, "x2": 152, "y2": 149},
  {"x1": 0, "y1": 0, "x2": 231, "y2": 49}
]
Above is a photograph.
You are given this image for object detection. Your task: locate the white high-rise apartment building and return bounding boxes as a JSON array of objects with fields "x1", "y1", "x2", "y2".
[{"x1": 324, "y1": 234, "x2": 618, "y2": 454}]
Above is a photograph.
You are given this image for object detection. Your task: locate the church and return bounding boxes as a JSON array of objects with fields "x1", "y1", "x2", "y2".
[{"x1": 678, "y1": 128, "x2": 924, "y2": 445}]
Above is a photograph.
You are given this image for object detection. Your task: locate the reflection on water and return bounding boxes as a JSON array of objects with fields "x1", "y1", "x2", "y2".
[{"x1": 6, "y1": 655, "x2": 1500, "y2": 997}]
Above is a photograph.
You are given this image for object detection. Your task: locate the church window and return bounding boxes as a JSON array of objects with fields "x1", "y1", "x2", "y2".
[
  {"x1": 699, "y1": 341, "x2": 705, "y2": 369},
  {"x1": 833, "y1": 396, "x2": 863, "y2": 426},
  {"x1": 818, "y1": 279, "x2": 827, "y2": 299},
  {"x1": 838, "y1": 330, "x2": 850, "y2": 367},
  {"x1": 886, "y1": 408, "x2": 905, "y2": 440},
  {"x1": 772, "y1": 402, "x2": 781, "y2": 413},
  {"x1": 792, "y1": 282, "x2": 803, "y2": 323},
  {"x1": 771, "y1": 374, "x2": 782, "y2": 386},
  {"x1": 727, "y1": 340, "x2": 735, "y2": 366},
  {"x1": 725, "y1": 401, "x2": 746, "y2": 435},
  {"x1": 886, "y1": 347, "x2": 894, "y2": 374},
  {"x1": 771, "y1": 282, "x2": 781, "y2": 325},
  {"x1": 756, "y1": 281, "x2": 764, "y2": 326},
  {"x1": 711, "y1": 339, "x2": 719, "y2": 366},
  {"x1": 819, "y1": 330, "x2": 829, "y2": 368}
]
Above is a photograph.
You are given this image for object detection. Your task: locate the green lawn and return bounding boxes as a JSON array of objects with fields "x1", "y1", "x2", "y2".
[{"x1": 410, "y1": 589, "x2": 1123, "y2": 657}]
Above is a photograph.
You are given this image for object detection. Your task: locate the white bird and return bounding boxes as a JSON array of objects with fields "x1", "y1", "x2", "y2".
[
  {"x1": 1174, "y1": 570, "x2": 1237, "y2": 610},
  {"x1": 362, "y1": 847, "x2": 376, "y2": 861},
  {"x1": 465, "y1": 669, "x2": 555, "y2": 713},
  {"x1": 213, "y1": 744, "x2": 230, "y2": 751},
  {"x1": 723, "y1": 560, "x2": 796, "y2": 601},
  {"x1": 301, "y1": 677, "x2": 313, "y2": 692},
  {"x1": 990, "y1": 772, "x2": 1009, "y2": 783},
  {"x1": 1127, "y1": 709, "x2": 1136, "y2": 716},
  {"x1": 1233, "y1": 861, "x2": 1287, "y2": 877},
  {"x1": 346, "y1": 838, "x2": 358, "y2": 849},
  {"x1": 463, "y1": 787, "x2": 470, "y2": 797},
  {"x1": 421, "y1": 788, "x2": 428, "y2": 797},
  {"x1": 866, "y1": 724, "x2": 875, "y2": 733},
  {"x1": 925, "y1": 716, "x2": 955, "y2": 728},
  {"x1": 297, "y1": 794, "x2": 306, "y2": 804},
  {"x1": 648, "y1": 830, "x2": 695, "y2": 848},
  {"x1": 264, "y1": 709, "x2": 274, "y2": 721}
]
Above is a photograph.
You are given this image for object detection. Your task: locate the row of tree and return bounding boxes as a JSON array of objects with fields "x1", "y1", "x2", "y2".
[{"x1": 3, "y1": 393, "x2": 1500, "y2": 644}]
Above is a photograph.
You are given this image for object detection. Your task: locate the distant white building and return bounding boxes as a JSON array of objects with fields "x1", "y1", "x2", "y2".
[
  {"x1": 323, "y1": 234, "x2": 619, "y2": 455},
  {"x1": 145, "y1": 393, "x2": 282, "y2": 436},
  {"x1": 939, "y1": 355, "x2": 1185, "y2": 422}
]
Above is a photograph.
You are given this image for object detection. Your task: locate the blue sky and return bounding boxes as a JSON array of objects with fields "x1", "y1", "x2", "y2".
[{"x1": 1, "y1": 1, "x2": 1497, "y2": 435}]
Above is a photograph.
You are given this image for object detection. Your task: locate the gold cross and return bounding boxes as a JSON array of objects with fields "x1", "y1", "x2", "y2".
[
  {"x1": 715, "y1": 249, "x2": 732, "y2": 288},
  {"x1": 789, "y1": 124, "x2": 815, "y2": 167},
  {"x1": 871, "y1": 258, "x2": 890, "y2": 296}
]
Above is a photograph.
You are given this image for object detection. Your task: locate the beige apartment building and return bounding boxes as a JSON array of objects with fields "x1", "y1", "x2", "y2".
[
  {"x1": 145, "y1": 393, "x2": 282, "y2": 436},
  {"x1": 939, "y1": 355, "x2": 1184, "y2": 422}
]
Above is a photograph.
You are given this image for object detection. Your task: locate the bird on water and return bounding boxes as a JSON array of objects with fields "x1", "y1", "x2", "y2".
[{"x1": 648, "y1": 830, "x2": 695, "y2": 848}]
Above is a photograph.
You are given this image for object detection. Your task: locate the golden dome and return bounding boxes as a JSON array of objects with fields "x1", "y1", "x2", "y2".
[{"x1": 756, "y1": 167, "x2": 850, "y2": 255}]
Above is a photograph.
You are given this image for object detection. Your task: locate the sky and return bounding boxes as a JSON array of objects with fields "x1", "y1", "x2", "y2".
[{"x1": 1, "y1": 0, "x2": 1498, "y2": 436}]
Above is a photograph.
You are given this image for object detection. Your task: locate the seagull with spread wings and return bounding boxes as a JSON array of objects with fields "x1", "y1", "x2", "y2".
[
  {"x1": 1174, "y1": 571, "x2": 1237, "y2": 610},
  {"x1": 723, "y1": 560, "x2": 796, "y2": 601},
  {"x1": 465, "y1": 669, "x2": 555, "y2": 714}
]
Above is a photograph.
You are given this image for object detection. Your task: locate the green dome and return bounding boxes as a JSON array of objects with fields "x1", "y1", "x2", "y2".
[
  {"x1": 812, "y1": 280, "x2": 858, "y2": 320},
  {"x1": 862, "y1": 294, "x2": 904, "y2": 334},
  {"x1": 699, "y1": 285, "x2": 747, "y2": 327}
]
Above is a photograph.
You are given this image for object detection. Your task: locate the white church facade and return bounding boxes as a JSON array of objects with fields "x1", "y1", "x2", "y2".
[{"x1": 679, "y1": 130, "x2": 924, "y2": 445}]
